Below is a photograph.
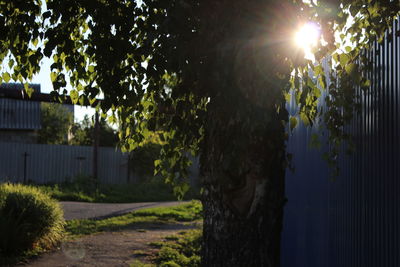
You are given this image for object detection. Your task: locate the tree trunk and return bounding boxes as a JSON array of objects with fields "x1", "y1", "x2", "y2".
[
  {"x1": 200, "y1": 100, "x2": 287, "y2": 267},
  {"x1": 195, "y1": 2, "x2": 290, "y2": 264}
]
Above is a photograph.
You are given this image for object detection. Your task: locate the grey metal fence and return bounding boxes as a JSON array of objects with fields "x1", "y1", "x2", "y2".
[
  {"x1": 282, "y1": 19, "x2": 400, "y2": 267},
  {"x1": 0, "y1": 142, "x2": 128, "y2": 184}
]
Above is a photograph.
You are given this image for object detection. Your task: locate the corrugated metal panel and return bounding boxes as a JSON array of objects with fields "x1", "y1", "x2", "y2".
[
  {"x1": 282, "y1": 18, "x2": 400, "y2": 267},
  {"x1": 0, "y1": 142, "x2": 129, "y2": 184},
  {"x1": 0, "y1": 83, "x2": 41, "y2": 129}
]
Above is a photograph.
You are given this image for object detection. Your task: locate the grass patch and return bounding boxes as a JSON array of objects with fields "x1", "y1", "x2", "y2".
[
  {"x1": 148, "y1": 241, "x2": 164, "y2": 248},
  {"x1": 37, "y1": 176, "x2": 199, "y2": 203},
  {"x1": 152, "y1": 229, "x2": 202, "y2": 267},
  {"x1": 65, "y1": 201, "x2": 202, "y2": 237},
  {"x1": 132, "y1": 250, "x2": 149, "y2": 256},
  {"x1": 130, "y1": 260, "x2": 156, "y2": 267}
]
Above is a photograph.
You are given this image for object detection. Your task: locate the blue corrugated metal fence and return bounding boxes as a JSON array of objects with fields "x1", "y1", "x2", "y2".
[{"x1": 282, "y1": 18, "x2": 400, "y2": 267}]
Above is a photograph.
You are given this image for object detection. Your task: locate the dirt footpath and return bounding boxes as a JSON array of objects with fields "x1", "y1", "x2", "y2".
[{"x1": 22, "y1": 223, "x2": 197, "y2": 267}]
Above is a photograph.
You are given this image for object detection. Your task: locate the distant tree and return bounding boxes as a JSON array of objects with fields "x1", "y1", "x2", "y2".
[
  {"x1": 37, "y1": 103, "x2": 73, "y2": 145},
  {"x1": 69, "y1": 115, "x2": 119, "y2": 147}
]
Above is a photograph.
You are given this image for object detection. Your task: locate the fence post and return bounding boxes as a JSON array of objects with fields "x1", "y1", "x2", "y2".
[{"x1": 93, "y1": 111, "x2": 99, "y2": 187}]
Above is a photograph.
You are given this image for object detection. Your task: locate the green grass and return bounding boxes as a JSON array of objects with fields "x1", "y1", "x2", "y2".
[
  {"x1": 65, "y1": 200, "x2": 202, "y2": 237},
  {"x1": 131, "y1": 224, "x2": 202, "y2": 267},
  {"x1": 130, "y1": 260, "x2": 156, "y2": 267},
  {"x1": 148, "y1": 229, "x2": 202, "y2": 267},
  {"x1": 37, "y1": 176, "x2": 199, "y2": 203}
]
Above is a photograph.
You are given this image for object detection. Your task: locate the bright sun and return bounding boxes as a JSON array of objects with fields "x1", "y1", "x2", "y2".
[{"x1": 294, "y1": 22, "x2": 320, "y2": 59}]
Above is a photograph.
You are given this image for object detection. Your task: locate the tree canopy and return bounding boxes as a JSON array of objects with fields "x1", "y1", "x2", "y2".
[
  {"x1": 69, "y1": 115, "x2": 119, "y2": 147},
  {"x1": 1, "y1": 1, "x2": 398, "y2": 183},
  {"x1": 292, "y1": 0, "x2": 400, "y2": 171},
  {"x1": 1, "y1": 1, "x2": 400, "y2": 265},
  {"x1": 37, "y1": 102, "x2": 73, "y2": 145}
]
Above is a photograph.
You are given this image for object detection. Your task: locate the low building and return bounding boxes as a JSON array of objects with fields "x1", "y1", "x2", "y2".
[{"x1": 0, "y1": 83, "x2": 41, "y2": 143}]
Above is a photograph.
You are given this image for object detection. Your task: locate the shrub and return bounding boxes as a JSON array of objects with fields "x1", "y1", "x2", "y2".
[
  {"x1": 129, "y1": 142, "x2": 162, "y2": 180},
  {"x1": 0, "y1": 183, "x2": 64, "y2": 257}
]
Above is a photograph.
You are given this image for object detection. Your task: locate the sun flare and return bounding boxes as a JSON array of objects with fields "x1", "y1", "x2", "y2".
[{"x1": 294, "y1": 23, "x2": 320, "y2": 60}]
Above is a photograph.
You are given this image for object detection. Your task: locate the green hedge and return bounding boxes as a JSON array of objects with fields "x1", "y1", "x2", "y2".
[{"x1": 0, "y1": 183, "x2": 64, "y2": 258}]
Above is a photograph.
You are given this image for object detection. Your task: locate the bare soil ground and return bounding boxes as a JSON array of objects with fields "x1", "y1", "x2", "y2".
[{"x1": 20, "y1": 222, "x2": 198, "y2": 267}]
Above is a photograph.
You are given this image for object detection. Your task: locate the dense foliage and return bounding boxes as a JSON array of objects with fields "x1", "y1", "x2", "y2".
[
  {"x1": 129, "y1": 142, "x2": 162, "y2": 179},
  {"x1": 38, "y1": 102, "x2": 73, "y2": 145},
  {"x1": 69, "y1": 115, "x2": 119, "y2": 147},
  {"x1": 0, "y1": 0, "x2": 397, "y2": 189},
  {"x1": 292, "y1": 0, "x2": 400, "y2": 171},
  {"x1": 0, "y1": 183, "x2": 64, "y2": 259}
]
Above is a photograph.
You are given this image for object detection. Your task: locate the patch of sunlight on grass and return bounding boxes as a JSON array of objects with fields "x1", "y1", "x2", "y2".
[{"x1": 65, "y1": 200, "x2": 202, "y2": 237}]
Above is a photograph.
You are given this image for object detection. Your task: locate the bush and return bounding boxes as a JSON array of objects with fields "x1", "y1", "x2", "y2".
[
  {"x1": 129, "y1": 142, "x2": 162, "y2": 180},
  {"x1": 0, "y1": 183, "x2": 64, "y2": 258}
]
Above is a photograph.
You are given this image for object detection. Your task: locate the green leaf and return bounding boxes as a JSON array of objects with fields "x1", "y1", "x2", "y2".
[
  {"x1": 2, "y1": 72, "x2": 10, "y2": 83},
  {"x1": 361, "y1": 79, "x2": 371, "y2": 89},
  {"x1": 8, "y1": 59, "x2": 14, "y2": 69},
  {"x1": 284, "y1": 92, "x2": 291, "y2": 102},
  {"x1": 24, "y1": 83, "x2": 34, "y2": 98},
  {"x1": 70, "y1": 90, "x2": 79, "y2": 104},
  {"x1": 32, "y1": 38, "x2": 39, "y2": 47},
  {"x1": 312, "y1": 86, "x2": 321, "y2": 98},
  {"x1": 345, "y1": 63, "x2": 357, "y2": 75},
  {"x1": 332, "y1": 53, "x2": 339, "y2": 64},
  {"x1": 339, "y1": 54, "x2": 350, "y2": 67},
  {"x1": 314, "y1": 65, "x2": 323, "y2": 76},
  {"x1": 289, "y1": 116, "x2": 298, "y2": 130},
  {"x1": 300, "y1": 113, "x2": 310, "y2": 126},
  {"x1": 318, "y1": 75, "x2": 326, "y2": 90},
  {"x1": 50, "y1": 72, "x2": 57, "y2": 82},
  {"x1": 154, "y1": 159, "x2": 161, "y2": 168}
]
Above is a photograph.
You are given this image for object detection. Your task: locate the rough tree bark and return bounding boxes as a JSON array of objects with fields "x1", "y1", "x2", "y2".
[
  {"x1": 192, "y1": 1, "x2": 291, "y2": 265},
  {"x1": 200, "y1": 98, "x2": 287, "y2": 267}
]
